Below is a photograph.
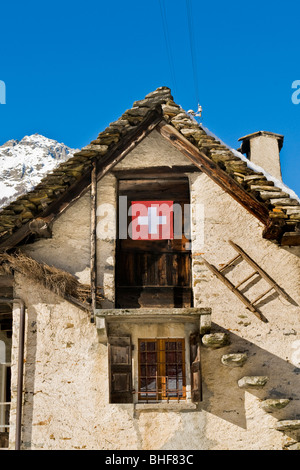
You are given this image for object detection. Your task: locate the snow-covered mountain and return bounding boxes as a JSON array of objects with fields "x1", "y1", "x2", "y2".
[{"x1": 0, "y1": 134, "x2": 78, "y2": 209}]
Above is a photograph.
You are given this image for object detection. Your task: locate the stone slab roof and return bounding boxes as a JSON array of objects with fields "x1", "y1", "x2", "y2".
[{"x1": 0, "y1": 86, "x2": 299, "y2": 249}]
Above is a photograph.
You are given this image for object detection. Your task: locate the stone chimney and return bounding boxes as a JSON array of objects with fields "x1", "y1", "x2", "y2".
[{"x1": 238, "y1": 131, "x2": 284, "y2": 181}]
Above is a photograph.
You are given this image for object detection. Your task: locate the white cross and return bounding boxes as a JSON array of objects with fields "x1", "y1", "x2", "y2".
[{"x1": 138, "y1": 207, "x2": 167, "y2": 235}]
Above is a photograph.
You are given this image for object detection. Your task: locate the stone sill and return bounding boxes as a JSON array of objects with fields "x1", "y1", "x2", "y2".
[
  {"x1": 96, "y1": 307, "x2": 211, "y2": 321},
  {"x1": 95, "y1": 307, "x2": 211, "y2": 341},
  {"x1": 134, "y1": 402, "x2": 197, "y2": 411}
]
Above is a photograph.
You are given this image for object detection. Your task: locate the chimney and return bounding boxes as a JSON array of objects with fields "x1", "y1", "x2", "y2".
[{"x1": 238, "y1": 131, "x2": 284, "y2": 181}]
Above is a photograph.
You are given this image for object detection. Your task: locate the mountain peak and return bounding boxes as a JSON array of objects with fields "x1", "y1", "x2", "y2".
[{"x1": 0, "y1": 134, "x2": 78, "y2": 209}]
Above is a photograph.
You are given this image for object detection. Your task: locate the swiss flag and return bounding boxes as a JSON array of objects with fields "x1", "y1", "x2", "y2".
[{"x1": 131, "y1": 201, "x2": 174, "y2": 240}]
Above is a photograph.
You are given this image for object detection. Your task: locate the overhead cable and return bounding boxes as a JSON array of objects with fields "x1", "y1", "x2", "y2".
[
  {"x1": 186, "y1": 0, "x2": 200, "y2": 109},
  {"x1": 159, "y1": 0, "x2": 177, "y2": 96}
]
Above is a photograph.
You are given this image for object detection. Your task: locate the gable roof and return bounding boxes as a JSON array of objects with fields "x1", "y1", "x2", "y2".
[{"x1": 0, "y1": 86, "x2": 299, "y2": 249}]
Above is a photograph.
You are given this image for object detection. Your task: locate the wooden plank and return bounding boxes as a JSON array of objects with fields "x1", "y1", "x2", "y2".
[
  {"x1": 280, "y1": 232, "x2": 300, "y2": 246},
  {"x1": 113, "y1": 165, "x2": 201, "y2": 179},
  {"x1": 117, "y1": 251, "x2": 191, "y2": 287},
  {"x1": 0, "y1": 276, "x2": 13, "y2": 288},
  {"x1": 219, "y1": 254, "x2": 242, "y2": 272},
  {"x1": 157, "y1": 122, "x2": 270, "y2": 226},
  {"x1": 229, "y1": 240, "x2": 290, "y2": 301},
  {"x1": 201, "y1": 256, "x2": 268, "y2": 322},
  {"x1": 252, "y1": 287, "x2": 275, "y2": 305},
  {"x1": 235, "y1": 271, "x2": 259, "y2": 289},
  {"x1": 0, "y1": 304, "x2": 12, "y2": 314},
  {"x1": 0, "y1": 287, "x2": 13, "y2": 298},
  {"x1": 118, "y1": 178, "x2": 190, "y2": 202},
  {"x1": 190, "y1": 333, "x2": 202, "y2": 402},
  {"x1": 108, "y1": 336, "x2": 133, "y2": 404},
  {"x1": 90, "y1": 161, "x2": 97, "y2": 322}
]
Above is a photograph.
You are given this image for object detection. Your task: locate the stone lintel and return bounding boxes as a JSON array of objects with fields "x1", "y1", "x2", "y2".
[{"x1": 95, "y1": 307, "x2": 211, "y2": 338}]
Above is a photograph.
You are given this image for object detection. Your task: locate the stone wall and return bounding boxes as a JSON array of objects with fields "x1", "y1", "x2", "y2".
[{"x1": 9, "y1": 129, "x2": 300, "y2": 450}]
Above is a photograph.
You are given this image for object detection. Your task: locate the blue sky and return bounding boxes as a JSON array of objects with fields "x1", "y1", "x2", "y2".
[{"x1": 0, "y1": 0, "x2": 299, "y2": 195}]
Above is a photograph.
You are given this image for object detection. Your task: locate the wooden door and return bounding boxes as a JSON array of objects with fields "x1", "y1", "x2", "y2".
[{"x1": 116, "y1": 178, "x2": 192, "y2": 308}]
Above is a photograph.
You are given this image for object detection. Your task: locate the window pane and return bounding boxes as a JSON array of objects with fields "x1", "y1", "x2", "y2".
[{"x1": 138, "y1": 338, "x2": 185, "y2": 401}]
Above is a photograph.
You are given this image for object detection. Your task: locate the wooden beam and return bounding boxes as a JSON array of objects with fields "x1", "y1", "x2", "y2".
[
  {"x1": 157, "y1": 122, "x2": 270, "y2": 226},
  {"x1": 280, "y1": 232, "x2": 300, "y2": 246},
  {"x1": 113, "y1": 165, "x2": 201, "y2": 179},
  {"x1": 262, "y1": 218, "x2": 286, "y2": 241},
  {"x1": 90, "y1": 161, "x2": 97, "y2": 322},
  {"x1": 28, "y1": 218, "x2": 52, "y2": 238},
  {"x1": 0, "y1": 276, "x2": 13, "y2": 288}
]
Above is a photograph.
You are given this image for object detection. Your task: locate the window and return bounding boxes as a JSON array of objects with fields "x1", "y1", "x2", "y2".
[
  {"x1": 116, "y1": 178, "x2": 192, "y2": 308},
  {"x1": 107, "y1": 333, "x2": 202, "y2": 405},
  {"x1": 0, "y1": 362, "x2": 11, "y2": 448},
  {"x1": 138, "y1": 338, "x2": 186, "y2": 402}
]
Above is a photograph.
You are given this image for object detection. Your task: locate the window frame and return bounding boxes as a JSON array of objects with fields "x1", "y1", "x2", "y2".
[{"x1": 138, "y1": 338, "x2": 186, "y2": 402}]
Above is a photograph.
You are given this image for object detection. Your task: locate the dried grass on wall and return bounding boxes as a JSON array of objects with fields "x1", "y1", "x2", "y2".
[{"x1": 0, "y1": 251, "x2": 103, "y2": 306}]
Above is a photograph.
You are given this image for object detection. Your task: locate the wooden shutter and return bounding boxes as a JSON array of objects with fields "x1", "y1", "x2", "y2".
[
  {"x1": 190, "y1": 333, "x2": 202, "y2": 402},
  {"x1": 108, "y1": 336, "x2": 133, "y2": 403}
]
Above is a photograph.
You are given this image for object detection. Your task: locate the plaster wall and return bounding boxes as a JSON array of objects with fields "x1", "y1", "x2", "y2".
[{"x1": 249, "y1": 135, "x2": 282, "y2": 180}]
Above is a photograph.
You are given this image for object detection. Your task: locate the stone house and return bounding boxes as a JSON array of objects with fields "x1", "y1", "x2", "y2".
[{"x1": 0, "y1": 87, "x2": 300, "y2": 450}]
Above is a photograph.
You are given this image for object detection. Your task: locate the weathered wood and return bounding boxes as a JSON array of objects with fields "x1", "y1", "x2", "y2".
[
  {"x1": 108, "y1": 336, "x2": 133, "y2": 404},
  {"x1": 280, "y1": 232, "x2": 300, "y2": 246},
  {"x1": 113, "y1": 165, "x2": 201, "y2": 179},
  {"x1": 157, "y1": 122, "x2": 270, "y2": 226},
  {"x1": 90, "y1": 161, "x2": 97, "y2": 321},
  {"x1": 219, "y1": 254, "x2": 242, "y2": 272},
  {"x1": 0, "y1": 276, "x2": 13, "y2": 288},
  {"x1": 252, "y1": 287, "x2": 275, "y2": 305},
  {"x1": 262, "y1": 218, "x2": 286, "y2": 241},
  {"x1": 28, "y1": 218, "x2": 52, "y2": 238},
  {"x1": 201, "y1": 256, "x2": 268, "y2": 322},
  {"x1": 235, "y1": 271, "x2": 259, "y2": 289},
  {"x1": 228, "y1": 240, "x2": 290, "y2": 301},
  {"x1": 190, "y1": 333, "x2": 202, "y2": 402}
]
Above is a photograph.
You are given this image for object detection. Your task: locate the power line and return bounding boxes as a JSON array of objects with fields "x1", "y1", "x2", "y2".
[
  {"x1": 159, "y1": 0, "x2": 177, "y2": 95},
  {"x1": 185, "y1": 0, "x2": 200, "y2": 109}
]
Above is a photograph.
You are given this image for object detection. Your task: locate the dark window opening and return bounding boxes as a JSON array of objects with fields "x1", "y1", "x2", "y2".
[{"x1": 116, "y1": 178, "x2": 192, "y2": 308}]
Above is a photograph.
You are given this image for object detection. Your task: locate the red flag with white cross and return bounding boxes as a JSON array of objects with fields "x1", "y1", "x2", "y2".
[{"x1": 131, "y1": 201, "x2": 174, "y2": 240}]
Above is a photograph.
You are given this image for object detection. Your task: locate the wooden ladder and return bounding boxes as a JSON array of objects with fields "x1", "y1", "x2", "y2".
[{"x1": 201, "y1": 240, "x2": 290, "y2": 323}]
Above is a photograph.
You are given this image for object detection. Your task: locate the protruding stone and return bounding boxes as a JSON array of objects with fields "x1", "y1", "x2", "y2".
[
  {"x1": 275, "y1": 420, "x2": 300, "y2": 431},
  {"x1": 199, "y1": 314, "x2": 211, "y2": 335},
  {"x1": 288, "y1": 442, "x2": 300, "y2": 450},
  {"x1": 260, "y1": 399, "x2": 290, "y2": 413},
  {"x1": 202, "y1": 332, "x2": 230, "y2": 349},
  {"x1": 221, "y1": 353, "x2": 247, "y2": 367},
  {"x1": 238, "y1": 376, "x2": 269, "y2": 389}
]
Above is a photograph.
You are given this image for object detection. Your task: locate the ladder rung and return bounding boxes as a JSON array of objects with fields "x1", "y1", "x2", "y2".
[
  {"x1": 219, "y1": 254, "x2": 242, "y2": 272},
  {"x1": 252, "y1": 287, "x2": 274, "y2": 305},
  {"x1": 235, "y1": 271, "x2": 259, "y2": 289}
]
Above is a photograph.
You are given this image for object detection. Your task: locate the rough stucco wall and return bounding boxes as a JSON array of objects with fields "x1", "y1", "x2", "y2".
[
  {"x1": 10, "y1": 129, "x2": 300, "y2": 450},
  {"x1": 249, "y1": 135, "x2": 282, "y2": 181}
]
